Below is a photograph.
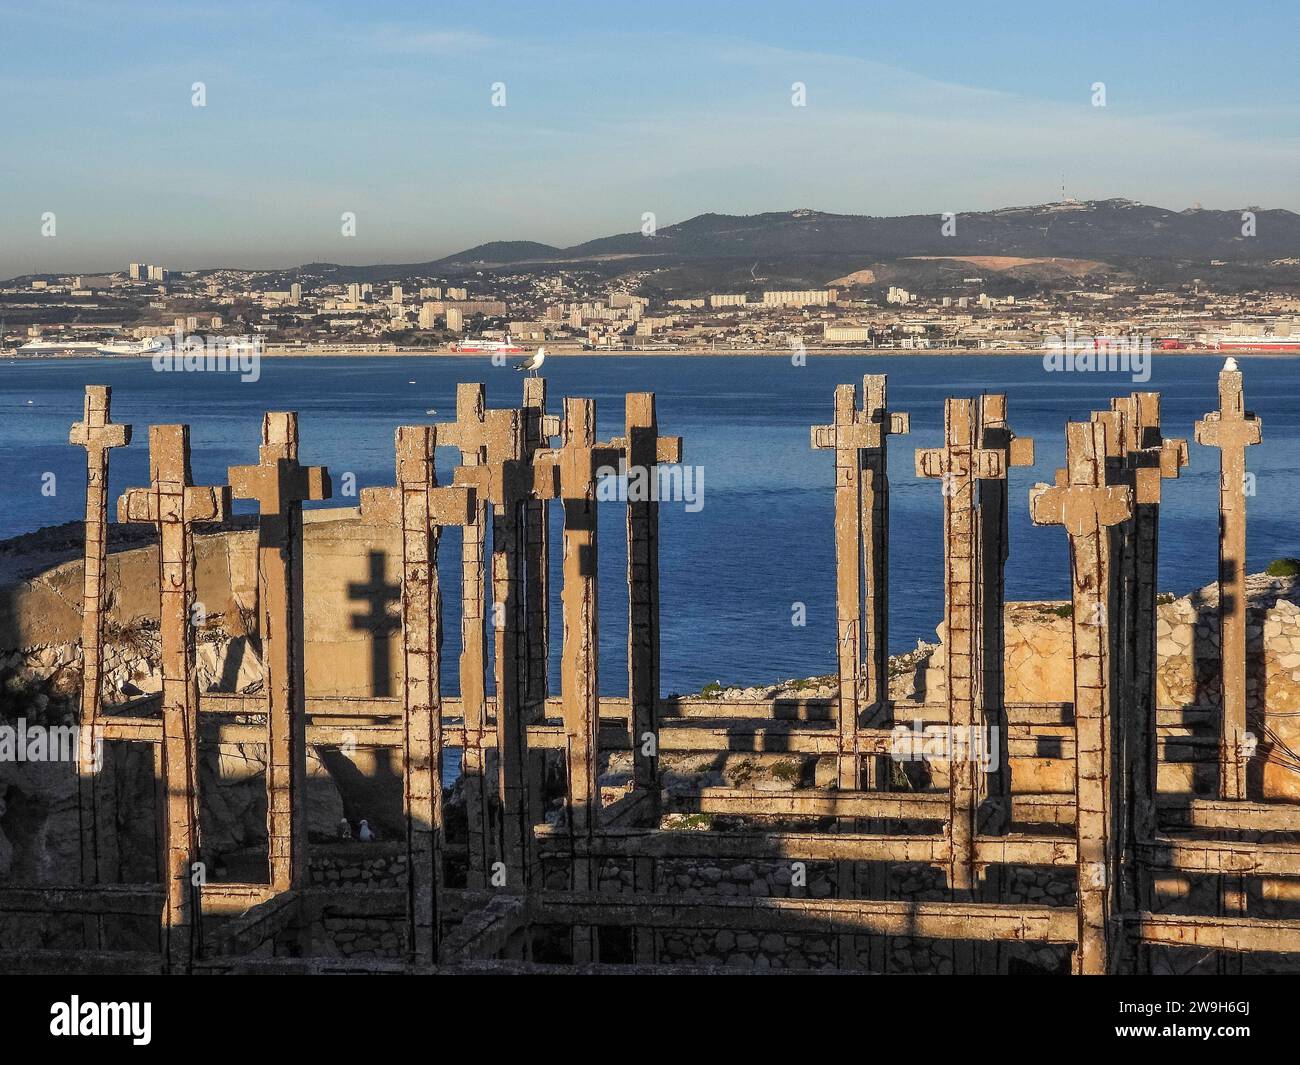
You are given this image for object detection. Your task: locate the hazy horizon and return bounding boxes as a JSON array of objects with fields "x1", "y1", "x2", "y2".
[{"x1": 4, "y1": 0, "x2": 1299, "y2": 277}]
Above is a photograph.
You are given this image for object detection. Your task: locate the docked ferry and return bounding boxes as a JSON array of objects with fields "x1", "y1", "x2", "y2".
[
  {"x1": 449, "y1": 333, "x2": 526, "y2": 355},
  {"x1": 1211, "y1": 334, "x2": 1300, "y2": 352}
]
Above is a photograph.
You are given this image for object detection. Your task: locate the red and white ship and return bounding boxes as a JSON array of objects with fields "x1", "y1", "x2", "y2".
[
  {"x1": 1211, "y1": 334, "x2": 1300, "y2": 352},
  {"x1": 449, "y1": 333, "x2": 526, "y2": 354}
]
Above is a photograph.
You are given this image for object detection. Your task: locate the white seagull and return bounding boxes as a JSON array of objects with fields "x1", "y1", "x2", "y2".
[
  {"x1": 1223, "y1": 356, "x2": 1239, "y2": 372},
  {"x1": 358, "y1": 818, "x2": 375, "y2": 842},
  {"x1": 515, "y1": 346, "x2": 546, "y2": 376}
]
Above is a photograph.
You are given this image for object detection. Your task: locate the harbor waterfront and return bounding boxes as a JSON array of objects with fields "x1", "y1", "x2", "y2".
[{"x1": 2, "y1": 352, "x2": 1297, "y2": 696}]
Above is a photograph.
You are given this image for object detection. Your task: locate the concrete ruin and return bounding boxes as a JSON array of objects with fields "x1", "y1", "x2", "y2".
[{"x1": 1, "y1": 368, "x2": 1298, "y2": 975}]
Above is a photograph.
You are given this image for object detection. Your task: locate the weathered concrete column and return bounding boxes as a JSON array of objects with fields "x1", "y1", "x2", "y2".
[
  {"x1": 521, "y1": 378, "x2": 560, "y2": 718},
  {"x1": 917, "y1": 398, "x2": 1016, "y2": 900},
  {"x1": 359, "y1": 426, "x2": 476, "y2": 965},
  {"x1": 70, "y1": 386, "x2": 131, "y2": 905},
  {"x1": 975, "y1": 395, "x2": 1034, "y2": 833},
  {"x1": 1106, "y1": 395, "x2": 1185, "y2": 854},
  {"x1": 1195, "y1": 364, "x2": 1262, "y2": 802},
  {"x1": 812, "y1": 378, "x2": 909, "y2": 789},
  {"x1": 1030, "y1": 420, "x2": 1132, "y2": 975},
  {"x1": 858, "y1": 376, "x2": 908, "y2": 724},
  {"x1": 534, "y1": 398, "x2": 625, "y2": 962},
  {"x1": 229, "y1": 413, "x2": 329, "y2": 893},
  {"x1": 813, "y1": 377, "x2": 907, "y2": 971},
  {"x1": 521, "y1": 379, "x2": 560, "y2": 898},
  {"x1": 453, "y1": 408, "x2": 536, "y2": 890},
  {"x1": 435, "y1": 385, "x2": 493, "y2": 887},
  {"x1": 622, "y1": 393, "x2": 681, "y2": 962},
  {"x1": 622, "y1": 394, "x2": 681, "y2": 815},
  {"x1": 119, "y1": 426, "x2": 230, "y2": 973}
]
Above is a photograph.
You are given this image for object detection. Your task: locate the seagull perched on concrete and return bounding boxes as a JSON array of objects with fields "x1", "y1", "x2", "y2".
[
  {"x1": 1223, "y1": 356, "x2": 1239, "y2": 372},
  {"x1": 358, "y1": 818, "x2": 376, "y2": 842},
  {"x1": 337, "y1": 817, "x2": 352, "y2": 840},
  {"x1": 515, "y1": 346, "x2": 546, "y2": 376}
]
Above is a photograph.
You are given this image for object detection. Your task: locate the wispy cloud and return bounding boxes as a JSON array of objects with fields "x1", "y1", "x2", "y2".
[{"x1": 370, "y1": 27, "x2": 500, "y2": 54}]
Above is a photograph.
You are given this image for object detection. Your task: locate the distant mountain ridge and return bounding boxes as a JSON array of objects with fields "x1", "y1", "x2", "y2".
[
  {"x1": 10, "y1": 199, "x2": 1300, "y2": 288},
  {"x1": 305, "y1": 199, "x2": 1300, "y2": 287}
]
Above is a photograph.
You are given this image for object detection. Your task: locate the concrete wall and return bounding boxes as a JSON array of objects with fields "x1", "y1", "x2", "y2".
[{"x1": 0, "y1": 510, "x2": 406, "y2": 699}]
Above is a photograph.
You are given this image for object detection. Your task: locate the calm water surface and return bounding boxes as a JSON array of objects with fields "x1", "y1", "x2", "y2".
[{"x1": 1, "y1": 354, "x2": 1297, "y2": 695}]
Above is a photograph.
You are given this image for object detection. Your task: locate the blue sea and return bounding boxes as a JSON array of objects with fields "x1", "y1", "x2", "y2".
[{"x1": 1, "y1": 354, "x2": 1297, "y2": 696}]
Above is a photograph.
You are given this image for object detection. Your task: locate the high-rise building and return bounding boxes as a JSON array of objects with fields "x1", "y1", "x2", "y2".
[
  {"x1": 128, "y1": 263, "x2": 146, "y2": 280},
  {"x1": 710, "y1": 294, "x2": 747, "y2": 308},
  {"x1": 418, "y1": 302, "x2": 438, "y2": 329},
  {"x1": 391, "y1": 285, "x2": 403, "y2": 304},
  {"x1": 290, "y1": 283, "x2": 302, "y2": 305},
  {"x1": 763, "y1": 289, "x2": 836, "y2": 308},
  {"x1": 347, "y1": 283, "x2": 362, "y2": 304},
  {"x1": 445, "y1": 307, "x2": 464, "y2": 332}
]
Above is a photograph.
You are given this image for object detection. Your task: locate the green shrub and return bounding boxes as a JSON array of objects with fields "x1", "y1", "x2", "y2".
[
  {"x1": 771, "y1": 759, "x2": 801, "y2": 783},
  {"x1": 1266, "y1": 558, "x2": 1300, "y2": 578}
]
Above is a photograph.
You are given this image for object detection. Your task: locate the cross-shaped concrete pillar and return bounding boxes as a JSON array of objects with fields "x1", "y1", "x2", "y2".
[
  {"x1": 1100, "y1": 395, "x2": 1185, "y2": 856},
  {"x1": 1030, "y1": 420, "x2": 1133, "y2": 976},
  {"x1": 614, "y1": 394, "x2": 681, "y2": 819},
  {"x1": 451, "y1": 406, "x2": 540, "y2": 891},
  {"x1": 118, "y1": 425, "x2": 231, "y2": 973},
  {"x1": 435, "y1": 384, "x2": 495, "y2": 887},
  {"x1": 975, "y1": 395, "x2": 1034, "y2": 837},
  {"x1": 358, "y1": 426, "x2": 476, "y2": 964},
  {"x1": 522, "y1": 377, "x2": 561, "y2": 719},
  {"x1": 617, "y1": 393, "x2": 681, "y2": 962},
  {"x1": 533, "y1": 397, "x2": 625, "y2": 963},
  {"x1": 228, "y1": 412, "x2": 330, "y2": 893},
  {"x1": 920, "y1": 395, "x2": 1019, "y2": 905},
  {"x1": 1195, "y1": 365, "x2": 1262, "y2": 802},
  {"x1": 69, "y1": 386, "x2": 132, "y2": 897},
  {"x1": 813, "y1": 375, "x2": 908, "y2": 971},
  {"x1": 811, "y1": 377, "x2": 909, "y2": 789},
  {"x1": 70, "y1": 386, "x2": 131, "y2": 948}
]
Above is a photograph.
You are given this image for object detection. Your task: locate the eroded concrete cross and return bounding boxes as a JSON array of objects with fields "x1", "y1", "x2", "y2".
[
  {"x1": 118, "y1": 424, "x2": 231, "y2": 973},
  {"x1": 917, "y1": 398, "x2": 1030, "y2": 897},
  {"x1": 452, "y1": 405, "x2": 540, "y2": 889},
  {"x1": 1030, "y1": 420, "x2": 1133, "y2": 976},
  {"x1": 70, "y1": 386, "x2": 132, "y2": 900},
  {"x1": 533, "y1": 397, "x2": 625, "y2": 963},
  {"x1": 1096, "y1": 394, "x2": 1185, "y2": 865},
  {"x1": 1195, "y1": 366, "x2": 1262, "y2": 802},
  {"x1": 70, "y1": 387, "x2": 131, "y2": 950},
  {"x1": 358, "y1": 425, "x2": 476, "y2": 964},
  {"x1": 228, "y1": 412, "x2": 330, "y2": 893},
  {"x1": 974, "y1": 395, "x2": 1034, "y2": 837},
  {"x1": 812, "y1": 376, "x2": 909, "y2": 789},
  {"x1": 435, "y1": 385, "x2": 498, "y2": 887}
]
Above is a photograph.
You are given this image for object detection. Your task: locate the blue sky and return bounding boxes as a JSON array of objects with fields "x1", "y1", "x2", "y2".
[{"x1": 3, "y1": 0, "x2": 1298, "y2": 276}]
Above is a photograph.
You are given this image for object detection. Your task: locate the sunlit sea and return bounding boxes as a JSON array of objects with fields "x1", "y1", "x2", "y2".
[{"x1": 1, "y1": 353, "x2": 1296, "y2": 696}]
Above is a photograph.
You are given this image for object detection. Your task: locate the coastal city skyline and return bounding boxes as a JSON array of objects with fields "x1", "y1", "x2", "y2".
[
  {"x1": 4, "y1": 0, "x2": 1299, "y2": 277},
  {"x1": 5, "y1": 0, "x2": 1300, "y2": 1004},
  {"x1": 7, "y1": 194, "x2": 1300, "y2": 359}
]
